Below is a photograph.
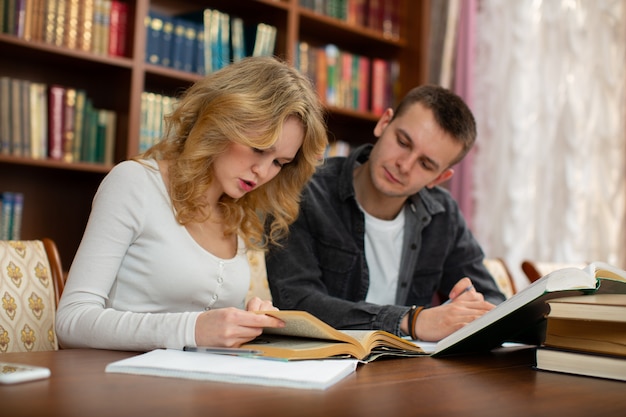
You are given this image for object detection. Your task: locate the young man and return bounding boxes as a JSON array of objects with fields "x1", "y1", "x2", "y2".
[{"x1": 266, "y1": 85, "x2": 505, "y2": 342}]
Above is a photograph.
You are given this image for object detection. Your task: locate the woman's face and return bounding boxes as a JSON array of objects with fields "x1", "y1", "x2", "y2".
[{"x1": 212, "y1": 116, "x2": 304, "y2": 199}]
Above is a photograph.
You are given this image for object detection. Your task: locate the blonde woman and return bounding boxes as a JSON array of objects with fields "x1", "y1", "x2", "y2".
[{"x1": 56, "y1": 57, "x2": 328, "y2": 351}]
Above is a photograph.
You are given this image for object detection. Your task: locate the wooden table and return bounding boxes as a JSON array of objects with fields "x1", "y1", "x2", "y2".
[{"x1": 1, "y1": 346, "x2": 624, "y2": 417}]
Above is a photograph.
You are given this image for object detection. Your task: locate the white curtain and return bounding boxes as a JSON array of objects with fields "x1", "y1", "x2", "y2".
[{"x1": 472, "y1": 0, "x2": 626, "y2": 289}]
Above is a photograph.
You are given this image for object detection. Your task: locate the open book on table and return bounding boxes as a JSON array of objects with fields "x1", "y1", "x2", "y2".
[
  {"x1": 241, "y1": 310, "x2": 426, "y2": 362},
  {"x1": 431, "y1": 261, "x2": 626, "y2": 357}
]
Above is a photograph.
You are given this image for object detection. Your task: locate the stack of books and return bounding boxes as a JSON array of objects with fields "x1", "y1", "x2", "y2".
[{"x1": 535, "y1": 293, "x2": 626, "y2": 382}]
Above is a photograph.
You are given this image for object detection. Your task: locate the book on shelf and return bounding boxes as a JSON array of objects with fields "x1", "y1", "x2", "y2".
[
  {"x1": 63, "y1": 88, "x2": 77, "y2": 162},
  {"x1": 29, "y1": 82, "x2": 48, "y2": 159},
  {"x1": 543, "y1": 294, "x2": 626, "y2": 357},
  {"x1": 10, "y1": 78, "x2": 23, "y2": 156},
  {"x1": 0, "y1": 76, "x2": 10, "y2": 155},
  {"x1": 535, "y1": 348, "x2": 626, "y2": 382},
  {"x1": 108, "y1": 0, "x2": 128, "y2": 57},
  {"x1": 105, "y1": 348, "x2": 358, "y2": 390},
  {"x1": 145, "y1": 10, "x2": 165, "y2": 65},
  {"x1": 431, "y1": 261, "x2": 626, "y2": 357},
  {"x1": 170, "y1": 18, "x2": 187, "y2": 71},
  {"x1": 239, "y1": 310, "x2": 426, "y2": 362},
  {"x1": 79, "y1": 0, "x2": 96, "y2": 52},
  {"x1": 0, "y1": 191, "x2": 24, "y2": 240},
  {"x1": 48, "y1": 84, "x2": 65, "y2": 161},
  {"x1": 65, "y1": 0, "x2": 81, "y2": 49}
]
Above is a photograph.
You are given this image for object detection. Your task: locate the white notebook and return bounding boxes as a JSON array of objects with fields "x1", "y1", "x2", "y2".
[{"x1": 105, "y1": 349, "x2": 358, "y2": 390}]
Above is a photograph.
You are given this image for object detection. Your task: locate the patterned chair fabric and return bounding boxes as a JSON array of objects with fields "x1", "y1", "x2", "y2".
[
  {"x1": 0, "y1": 240, "x2": 59, "y2": 352},
  {"x1": 483, "y1": 258, "x2": 517, "y2": 299}
]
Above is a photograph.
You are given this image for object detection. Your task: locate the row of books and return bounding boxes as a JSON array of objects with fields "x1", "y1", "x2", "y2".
[
  {"x1": 1, "y1": 0, "x2": 128, "y2": 57},
  {"x1": 299, "y1": 0, "x2": 401, "y2": 39},
  {"x1": 535, "y1": 293, "x2": 626, "y2": 382},
  {"x1": 0, "y1": 191, "x2": 23, "y2": 240},
  {"x1": 296, "y1": 42, "x2": 398, "y2": 115},
  {"x1": 0, "y1": 76, "x2": 116, "y2": 164},
  {"x1": 139, "y1": 91, "x2": 177, "y2": 154},
  {"x1": 145, "y1": 8, "x2": 277, "y2": 75}
]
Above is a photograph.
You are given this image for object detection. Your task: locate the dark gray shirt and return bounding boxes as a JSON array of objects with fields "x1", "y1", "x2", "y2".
[{"x1": 266, "y1": 144, "x2": 505, "y2": 336}]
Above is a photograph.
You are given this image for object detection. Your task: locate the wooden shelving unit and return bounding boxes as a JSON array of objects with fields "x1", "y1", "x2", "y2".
[{"x1": 0, "y1": 0, "x2": 430, "y2": 268}]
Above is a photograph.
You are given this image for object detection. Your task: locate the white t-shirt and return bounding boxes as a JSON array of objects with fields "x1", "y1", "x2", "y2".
[
  {"x1": 55, "y1": 159, "x2": 250, "y2": 351},
  {"x1": 363, "y1": 208, "x2": 405, "y2": 305}
]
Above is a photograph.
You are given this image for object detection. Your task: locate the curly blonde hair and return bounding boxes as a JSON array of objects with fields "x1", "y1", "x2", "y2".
[{"x1": 138, "y1": 57, "x2": 328, "y2": 251}]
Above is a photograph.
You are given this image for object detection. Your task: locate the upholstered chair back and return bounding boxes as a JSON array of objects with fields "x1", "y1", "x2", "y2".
[{"x1": 0, "y1": 239, "x2": 64, "y2": 353}]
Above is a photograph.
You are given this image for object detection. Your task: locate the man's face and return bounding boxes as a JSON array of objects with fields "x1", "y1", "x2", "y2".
[{"x1": 368, "y1": 103, "x2": 463, "y2": 198}]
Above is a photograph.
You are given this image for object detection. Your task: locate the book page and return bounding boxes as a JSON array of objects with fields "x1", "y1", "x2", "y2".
[
  {"x1": 243, "y1": 335, "x2": 361, "y2": 359},
  {"x1": 261, "y1": 311, "x2": 354, "y2": 345}
]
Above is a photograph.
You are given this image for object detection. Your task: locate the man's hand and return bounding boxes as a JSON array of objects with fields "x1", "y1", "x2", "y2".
[{"x1": 413, "y1": 278, "x2": 496, "y2": 342}]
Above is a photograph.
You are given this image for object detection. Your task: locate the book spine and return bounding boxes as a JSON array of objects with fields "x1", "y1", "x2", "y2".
[
  {"x1": 357, "y1": 55, "x2": 370, "y2": 112},
  {"x1": 0, "y1": 77, "x2": 11, "y2": 155},
  {"x1": 170, "y1": 18, "x2": 186, "y2": 70},
  {"x1": 108, "y1": 0, "x2": 121, "y2": 56},
  {"x1": 0, "y1": 192, "x2": 14, "y2": 240},
  {"x1": 65, "y1": 0, "x2": 80, "y2": 49},
  {"x1": 30, "y1": 82, "x2": 48, "y2": 159},
  {"x1": 194, "y1": 22, "x2": 205, "y2": 75},
  {"x1": 15, "y1": 0, "x2": 26, "y2": 38},
  {"x1": 103, "y1": 109, "x2": 116, "y2": 165},
  {"x1": 145, "y1": 11, "x2": 163, "y2": 65},
  {"x1": 10, "y1": 192, "x2": 24, "y2": 240},
  {"x1": 181, "y1": 23, "x2": 196, "y2": 72},
  {"x1": 54, "y1": 0, "x2": 65, "y2": 47},
  {"x1": 79, "y1": 0, "x2": 95, "y2": 52},
  {"x1": 159, "y1": 15, "x2": 174, "y2": 67},
  {"x1": 370, "y1": 58, "x2": 387, "y2": 115},
  {"x1": 20, "y1": 79, "x2": 31, "y2": 157},
  {"x1": 10, "y1": 78, "x2": 23, "y2": 156},
  {"x1": 62, "y1": 88, "x2": 76, "y2": 162},
  {"x1": 44, "y1": 0, "x2": 57, "y2": 44},
  {"x1": 32, "y1": 0, "x2": 47, "y2": 42},
  {"x1": 325, "y1": 44, "x2": 339, "y2": 106},
  {"x1": 47, "y1": 84, "x2": 65, "y2": 161},
  {"x1": 72, "y1": 89, "x2": 86, "y2": 161}
]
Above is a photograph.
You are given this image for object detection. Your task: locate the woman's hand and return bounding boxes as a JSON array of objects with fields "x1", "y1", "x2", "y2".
[
  {"x1": 194, "y1": 304, "x2": 284, "y2": 348},
  {"x1": 246, "y1": 296, "x2": 278, "y2": 312}
]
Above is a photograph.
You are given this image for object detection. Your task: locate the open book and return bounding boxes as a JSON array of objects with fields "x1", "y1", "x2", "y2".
[
  {"x1": 241, "y1": 310, "x2": 426, "y2": 362},
  {"x1": 431, "y1": 261, "x2": 626, "y2": 357}
]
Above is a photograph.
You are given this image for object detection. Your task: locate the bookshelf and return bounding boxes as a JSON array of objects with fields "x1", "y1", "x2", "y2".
[{"x1": 0, "y1": 0, "x2": 431, "y2": 268}]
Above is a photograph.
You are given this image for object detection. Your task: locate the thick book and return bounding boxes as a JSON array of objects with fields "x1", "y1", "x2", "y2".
[
  {"x1": 543, "y1": 294, "x2": 626, "y2": 357},
  {"x1": 240, "y1": 310, "x2": 426, "y2": 362},
  {"x1": 105, "y1": 348, "x2": 358, "y2": 390},
  {"x1": 535, "y1": 348, "x2": 626, "y2": 382},
  {"x1": 431, "y1": 261, "x2": 626, "y2": 357}
]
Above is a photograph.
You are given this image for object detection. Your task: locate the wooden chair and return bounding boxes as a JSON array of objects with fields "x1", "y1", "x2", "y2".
[
  {"x1": 521, "y1": 260, "x2": 588, "y2": 283},
  {"x1": 483, "y1": 258, "x2": 517, "y2": 299},
  {"x1": 0, "y1": 238, "x2": 65, "y2": 353}
]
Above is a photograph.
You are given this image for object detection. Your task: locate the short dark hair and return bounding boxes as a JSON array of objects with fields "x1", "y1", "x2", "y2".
[{"x1": 392, "y1": 85, "x2": 476, "y2": 166}]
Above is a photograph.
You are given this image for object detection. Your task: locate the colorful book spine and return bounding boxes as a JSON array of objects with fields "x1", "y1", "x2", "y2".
[
  {"x1": 108, "y1": 0, "x2": 129, "y2": 57},
  {"x1": 47, "y1": 84, "x2": 65, "y2": 160},
  {"x1": 0, "y1": 192, "x2": 15, "y2": 240}
]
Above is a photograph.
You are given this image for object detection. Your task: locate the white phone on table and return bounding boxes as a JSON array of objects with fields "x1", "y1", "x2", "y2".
[{"x1": 0, "y1": 362, "x2": 51, "y2": 384}]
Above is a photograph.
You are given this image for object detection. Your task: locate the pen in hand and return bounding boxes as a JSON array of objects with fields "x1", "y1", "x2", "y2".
[{"x1": 442, "y1": 285, "x2": 474, "y2": 305}]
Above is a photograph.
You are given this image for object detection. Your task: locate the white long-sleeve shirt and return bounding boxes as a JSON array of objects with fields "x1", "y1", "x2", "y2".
[{"x1": 55, "y1": 159, "x2": 250, "y2": 351}]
